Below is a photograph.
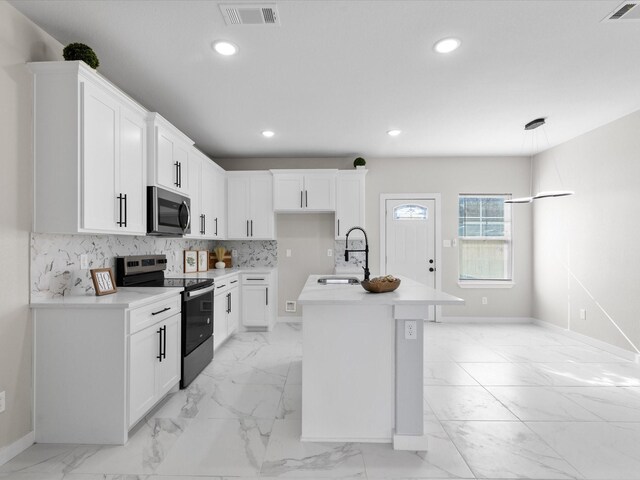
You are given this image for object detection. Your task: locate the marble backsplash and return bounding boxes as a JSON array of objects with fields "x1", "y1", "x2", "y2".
[
  {"x1": 31, "y1": 233, "x2": 217, "y2": 298},
  {"x1": 211, "y1": 240, "x2": 277, "y2": 269},
  {"x1": 333, "y1": 239, "x2": 366, "y2": 271}
]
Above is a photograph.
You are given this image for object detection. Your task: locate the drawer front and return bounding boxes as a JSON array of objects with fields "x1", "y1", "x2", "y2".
[
  {"x1": 241, "y1": 273, "x2": 270, "y2": 285},
  {"x1": 129, "y1": 295, "x2": 181, "y2": 335},
  {"x1": 214, "y1": 275, "x2": 239, "y2": 295}
]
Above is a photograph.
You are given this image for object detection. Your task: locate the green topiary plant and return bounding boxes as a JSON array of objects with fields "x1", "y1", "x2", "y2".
[
  {"x1": 353, "y1": 157, "x2": 366, "y2": 168},
  {"x1": 63, "y1": 43, "x2": 100, "y2": 69}
]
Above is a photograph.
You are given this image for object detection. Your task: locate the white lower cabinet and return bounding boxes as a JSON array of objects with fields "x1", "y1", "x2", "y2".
[
  {"x1": 33, "y1": 293, "x2": 181, "y2": 445},
  {"x1": 213, "y1": 274, "x2": 240, "y2": 350},
  {"x1": 241, "y1": 271, "x2": 277, "y2": 330},
  {"x1": 128, "y1": 312, "x2": 180, "y2": 428}
]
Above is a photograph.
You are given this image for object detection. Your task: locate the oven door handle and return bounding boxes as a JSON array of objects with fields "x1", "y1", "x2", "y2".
[{"x1": 186, "y1": 285, "x2": 215, "y2": 298}]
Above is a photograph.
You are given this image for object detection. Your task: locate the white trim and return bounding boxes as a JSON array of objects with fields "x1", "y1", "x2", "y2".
[
  {"x1": 278, "y1": 315, "x2": 302, "y2": 323},
  {"x1": 533, "y1": 318, "x2": 640, "y2": 364},
  {"x1": 393, "y1": 430, "x2": 429, "y2": 451},
  {"x1": 439, "y1": 316, "x2": 533, "y2": 324},
  {"x1": 380, "y1": 193, "x2": 442, "y2": 321},
  {"x1": 0, "y1": 431, "x2": 34, "y2": 466},
  {"x1": 457, "y1": 281, "x2": 515, "y2": 289}
]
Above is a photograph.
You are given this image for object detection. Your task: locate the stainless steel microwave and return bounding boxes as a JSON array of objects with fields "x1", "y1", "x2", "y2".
[{"x1": 147, "y1": 186, "x2": 191, "y2": 236}]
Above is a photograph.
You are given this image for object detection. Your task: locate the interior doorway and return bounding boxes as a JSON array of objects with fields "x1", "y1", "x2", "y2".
[{"x1": 380, "y1": 194, "x2": 442, "y2": 321}]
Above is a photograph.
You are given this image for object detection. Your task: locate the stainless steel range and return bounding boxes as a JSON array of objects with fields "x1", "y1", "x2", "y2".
[{"x1": 116, "y1": 254, "x2": 214, "y2": 388}]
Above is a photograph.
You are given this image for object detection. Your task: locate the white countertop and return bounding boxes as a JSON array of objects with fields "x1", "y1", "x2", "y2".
[
  {"x1": 297, "y1": 274, "x2": 464, "y2": 306},
  {"x1": 30, "y1": 267, "x2": 276, "y2": 309},
  {"x1": 30, "y1": 287, "x2": 184, "y2": 310}
]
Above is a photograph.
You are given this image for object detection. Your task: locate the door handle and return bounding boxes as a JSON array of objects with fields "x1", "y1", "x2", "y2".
[
  {"x1": 117, "y1": 193, "x2": 124, "y2": 227},
  {"x1": 157, "y1": 327, "x2": 163, "y2": 362},
  {"x1": 123, "y1": 193, "x2": 127, "y2": 228},
  {"x1": 215, "y1": 217, "x2": 218, "y2": 236},
  {"x1": 227, "y1": 292, "x2": 231, "y2": 313},
  {"x1": 337, "y1": 219, "x2": 340, "y2": 236},
  {"x1": 300, "y1": 190, "x2": 303, "y2": 208},
  {"x1": 203, "y1": 214, "x2": 206, "y2": 235},
  {"x1": 251, "y1": 219, "x2": 253, "y2": 237},
  {"x1": 265, "y1": 287, "x2": 269, "y2": 306},
  {"x1": 162, "y1": 325, "x2": 167, "y2": 360},
  {"x1": 305, "y1": 190, "x2": 308, "y2": 207},
  {"x1": 246, "y1": 220, "x2": 249, "y2": 237},
  {"x1": 174, "y1": 162, "x2": 180, "y2": 187},
  {"x1": 151, "y1": 306, "x2": 171, "y2": 316}
]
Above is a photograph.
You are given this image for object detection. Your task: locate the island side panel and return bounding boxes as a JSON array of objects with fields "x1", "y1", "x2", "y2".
[
  {"x1": 301, "y1": 304, "x2": 395, "y2": 442},
  {"x1": 394, "y1": 317, "x2": 424, "y2": 436}
]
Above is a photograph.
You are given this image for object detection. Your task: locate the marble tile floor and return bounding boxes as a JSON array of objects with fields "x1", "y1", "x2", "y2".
[{"x1": 3, "y1": 322, "x2": 640, "y2": 479}]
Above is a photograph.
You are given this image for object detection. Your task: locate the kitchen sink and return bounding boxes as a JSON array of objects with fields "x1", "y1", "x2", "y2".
[{"x1": 317, "y1": 277, "x2": 360, "y2": 285}]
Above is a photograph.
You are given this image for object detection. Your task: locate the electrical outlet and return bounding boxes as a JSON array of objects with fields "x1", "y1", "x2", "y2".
[
  {"x1": 0, "y1": 391, "x2": 5, "y2": 414},
  {"x1": 285, "y1": 300, "x2": 297, "y2": 313},
  {"x1": 482, "y1": 297, "x2": 488, "y2": 305},
  {"x1": 327, "y1": 249, "x2": 333, "y2": 257},
  {"x1": 286, "y1": 249, "x2": 292, "y2": 257},
  {"x1": 404, "y1": 320, "x2": 417, "y2": 340},
  {"x1": 231, "y1": 249, "x2": 238, "y2": 258},
  {"x1": 80, "y1": 254, "x2": 89, "y2": 270},
  {"x1": 579, "y1": 309, "x2": 587, "y2": 320}
]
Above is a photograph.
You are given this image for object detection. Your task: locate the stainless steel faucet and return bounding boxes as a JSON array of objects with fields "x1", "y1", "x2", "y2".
[{"x1": 344, "y1": 226, "x2": 370, "y2": 281}]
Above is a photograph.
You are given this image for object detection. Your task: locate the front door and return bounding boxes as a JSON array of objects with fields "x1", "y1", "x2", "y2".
[{"x1": 385, "y1": 198, "x2": 436, "y2": 320}]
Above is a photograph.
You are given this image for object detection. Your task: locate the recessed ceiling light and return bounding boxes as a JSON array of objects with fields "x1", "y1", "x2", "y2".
[
  {"x1": 433, "y1": 37, "x2": 461, "y2": 54},
  {"x1": 387, "y1": 129, "x2": 402, "y2": 137},
  {"x1": 262, "y1": 130, "x2": 275, "y2": 138},
  {"x1": 212, "y1": 41, "x2": 238, "y2": 56}
]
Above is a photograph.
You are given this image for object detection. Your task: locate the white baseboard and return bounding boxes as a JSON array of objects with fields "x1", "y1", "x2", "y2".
[
  {"x1": 533, "y1": 318, "x2": 640, "y2": 364},
  {"x1": 0, "y1": 430, "x2": 34, "y2": 466},
  {"x1": 393, "y1": 430, "x2": 428, "y2": 451},
  {"x1": 439, "y1": 316, "x2": 534, "y2": 324},
  {"x1": 278, "y1": 315, "x2": 302, "y2": 323}
]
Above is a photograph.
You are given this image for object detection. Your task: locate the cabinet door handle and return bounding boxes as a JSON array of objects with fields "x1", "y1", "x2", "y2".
[
  {"x1": 123, "y1": 193, "x2": 127, "y2": 228},
  {"x1": 300, "y1": 190, "x2": 303, "y2": 208},
  {"x1": 230, "y1": 280, "x2": 238, "y2": 284},
  {"x1": 305, "y1": 190, "x2": 308, "y2": 207},
  {"x1": 157, "y1": 327, "x2": 163, "y2": 362},
  {"x1": 174, "y1": 162, "x2": 180, "y2": 187},
  {"x1": 178, "y1": 162, "x2": 182, "y2": 188},
  {"x1": 162, "y1": 325, "x2": 167, "y2": 360},
  {"x1": 216, "y1": 284, "x2": 226, "y2": 289},
  {"x1": 337, "y1": 218, "x2": 340, "y2": 236},
  {"x1": 117, "y1": 193, "x2": 124, "y2": 227},
  {"x1": 152, "y1": 306, "x2": 171, "y2": 316},
  {"x1": 265, "y1": 287, "x2": 269, "y2": 306},
  {"x1": 215, "y1": 217, "x2": 218, "y2": 236},
  {"x1": 227, "y1": 292, "x2": 231, "y2": 313},
  {"x1": 251, "y1": 220, "x2": 253, "y2": 237},
  {"x1": 203, "y1": 214, "x2": 206, "y2": 235},
  {"x1": 246, "y1": 220, "x2": 249, "y2": 237}
]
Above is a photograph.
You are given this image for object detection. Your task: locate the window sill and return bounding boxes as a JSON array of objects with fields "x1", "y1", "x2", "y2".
[{"x1": 457, "y1": 281, "x2": 515, "y2": 289}]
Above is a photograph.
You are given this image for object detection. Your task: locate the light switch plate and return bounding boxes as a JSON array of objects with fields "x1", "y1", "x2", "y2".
[
  {"x1": 231, "y1": 249, "x2": 238, "y2": 258},
  {"x1": 80, "y1": 254, "x2": 89, "y2": 270},
  {"x1": 443, "y1": 239, "x2": 452, "y2": 248},
  {"x1": 286, "y1": 249, "x2": 292, "y2": 257}
]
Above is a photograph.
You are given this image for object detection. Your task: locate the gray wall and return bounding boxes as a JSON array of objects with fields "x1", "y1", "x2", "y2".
[
  {"x1": 0, "y1": 0, "x2": 63, "y2": 450},
  {"x1": 217, "y1": 155, "x2": 533, "y2": 319},
  {"x1": 533, "y1": 109, "x2": 640, "y2": 354}
]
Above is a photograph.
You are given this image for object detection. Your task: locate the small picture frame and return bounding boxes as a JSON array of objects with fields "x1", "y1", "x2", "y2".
[
  {"x1": 197, "y1": 250, "x2": 208, "y2": 272},
  {"x1": 90, "y1": 268, "x2": 117, "y2": 296},
  {"x1": 184, "y1": 250, "x2": 198, "y2": 273}
]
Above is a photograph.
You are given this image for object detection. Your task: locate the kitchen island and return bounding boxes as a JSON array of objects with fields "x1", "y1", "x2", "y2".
[{"x1": 297, "y1": 274, "x2": 463, "y2": 450}]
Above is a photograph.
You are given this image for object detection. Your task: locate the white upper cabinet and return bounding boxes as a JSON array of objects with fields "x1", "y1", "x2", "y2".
[
  {"x1": 187, "y1": 147, "x2": 225, "y2": 239},
  {"x1": 335, "y1": 170, "x2": 367, "y2": 240},
  {"x1": 29, "y1": 61, "x2": 147, "y2": 235},
  {"x1": 148, "y1": 113, "x2": 192, "y2": 195},
  {"x1": 272, "y1": 170, "x2": 337, "y2": 212},
  {"x1": 227, "y1": 172, "x2": 275, "y2": 239}
]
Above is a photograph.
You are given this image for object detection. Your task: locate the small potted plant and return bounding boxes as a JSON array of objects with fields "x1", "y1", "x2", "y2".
[
  {"x1": 353, "y1": 157, "x2": 366, "y2": 169},
  {"x1": 63, "y1": 43, "x2": 100, "y2": 69}
]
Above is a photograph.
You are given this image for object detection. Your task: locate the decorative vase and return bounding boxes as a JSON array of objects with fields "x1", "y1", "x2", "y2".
[{"x1": 215, "y1": 261, "x2": 226, "y2": 269}]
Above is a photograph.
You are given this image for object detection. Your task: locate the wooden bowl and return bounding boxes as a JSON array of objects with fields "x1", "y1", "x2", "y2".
[{"x1": 361, "y1": 278, "x2": 401, "y2": 293}]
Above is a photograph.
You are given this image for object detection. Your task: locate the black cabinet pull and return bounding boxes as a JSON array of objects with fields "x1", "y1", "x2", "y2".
[
  {"x1": 246, "y1": 277, "x2": 265, "y2": 281},
  {"x1": 230, "y1": 280, "x2": 238, "y2": 284},
  {"x1": 203, "y1": 214, "x2": 206, "y2": 235},
  {"x1": 251, "y1": 220, "x2": 253, "y2": 237},
  {"x1": 305, "y1": 190, "x2": 308, "y2": 207},
  {"x1": 152, "y1": 306, "x2": 171, "y2": 316},
  {"x1": 157, "y1": 328, "x2": 163, "y2": 362},
  {"x1": 216, "y1": 284, "x2": 226, "y2": 289},
  {"x1": 265, "y1": 287, "x2": 269, "y2": 306},
  {"x1": 337, "y1": 219, "x2": 340, "y2": 236},
  {"x1": 215, "y1": 217, "x2": 218, "y2": 236},
  {"x1": 300, "y1": 190, "x2": 303, "y2": 208},
  {"x1": 123, "y1": 193, "x2": 127, "y2": 228},
  {"x1": 227, "y1": 292, "x2": 231, "y2": 313},
  {"x1": 174, "y1": 161, "x2": 180, "y2": 187},
  {"x1": 162, "y1": 325, "x2": 167, "y2": 360},
  {"x1": 178, "y1": 162, "x2": 182, "y2": 188},
  {"x1": 246, "y1": 220, "x2": 249, "y2": 237},
  {"x1": 117, "y1": 193, "x2": 124, "y2": 227}
]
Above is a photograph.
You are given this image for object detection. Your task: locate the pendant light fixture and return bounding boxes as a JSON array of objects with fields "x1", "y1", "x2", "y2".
[{"x1": 505, "y1": 117, "x2": 574, "y2": 204}]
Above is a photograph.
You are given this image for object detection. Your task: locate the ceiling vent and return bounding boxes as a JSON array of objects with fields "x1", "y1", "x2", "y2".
[
  {"x1": 602, "y1": 1, "x2": 640, "y2": 21},
  {"x1": 220, "y1": 4, "x2": 280, "y2": 25}
]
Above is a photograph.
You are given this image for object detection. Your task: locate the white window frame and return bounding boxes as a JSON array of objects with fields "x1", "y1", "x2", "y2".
[{"x1": 458, "y1": 194, "x2": 514, "y2": 288}]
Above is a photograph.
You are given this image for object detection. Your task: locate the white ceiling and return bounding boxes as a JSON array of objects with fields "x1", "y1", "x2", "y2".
[{"x1": 11, "y1": 0, "x2": 640, "y2": 158}]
